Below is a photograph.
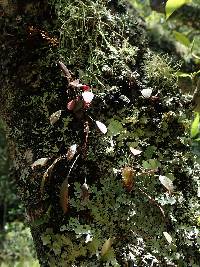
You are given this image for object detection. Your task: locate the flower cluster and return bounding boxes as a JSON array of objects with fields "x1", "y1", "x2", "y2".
[{"x1": 67, "y1": 82, "x2": 94, "y2": 111}]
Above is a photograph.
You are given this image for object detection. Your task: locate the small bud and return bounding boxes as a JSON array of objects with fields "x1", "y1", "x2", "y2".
[
  {"x1": 67, "y1": 100, "x2": 76, "y2": 110},
  {"x1": 122, "y1": 167, "x2": 135, "y2": 192}
]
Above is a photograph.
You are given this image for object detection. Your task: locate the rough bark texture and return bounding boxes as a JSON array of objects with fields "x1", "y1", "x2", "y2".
[
  {"x1": 0, "y1": 1, "x2": 147, "y2": 266},
  {"x1": 1, "y1": 1, "x2": 200, "y2": 267}
]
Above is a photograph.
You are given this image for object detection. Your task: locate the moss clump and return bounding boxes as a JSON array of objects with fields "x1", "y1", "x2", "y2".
[
  {"x1": 1, "y1": 1, "x2": 199, "y2": 266},
  {"x1": 57, "y1": 0, "x2": 146, "y2": 89},
  {"x1": 143, "y1": 51, "x2": 179, "y2": 89}
]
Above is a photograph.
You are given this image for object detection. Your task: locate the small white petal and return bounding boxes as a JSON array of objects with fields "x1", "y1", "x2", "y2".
[
  {"x1": 76, "y1": 83, "x2": 84, "y2": 88},
  {"x1": 163, "y1": 232, "x2": 172, "y2": 244},
  {"x1": 159, "y1": 175, "x2": 174, "y2": 193},
  {"x1": 141, "y1": 89, "x2": 152, "y2": 98},
  {"x1": 82, "y1": 91, "x2": 94, "y2": 103},
  {"x1": 96, "y1": 121, "x2": 107, "y2": 134},
  {"x1": 130, "y1": 147, "x2": 142, "y2": 155},
  {"x1": 31, "y1": 158, "x2": 49, "y2": 169},
  {"x1": 85, "y1": 233, "x2": 93, "y2": 243}
]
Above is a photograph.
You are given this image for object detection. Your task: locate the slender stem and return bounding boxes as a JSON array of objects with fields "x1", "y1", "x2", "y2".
[
  {"x1": 67, "y1": 154, "x2": 80, "y2": 178},
  {"x1": 138, "y1": 187, "x2": 166, "y2": 219}
]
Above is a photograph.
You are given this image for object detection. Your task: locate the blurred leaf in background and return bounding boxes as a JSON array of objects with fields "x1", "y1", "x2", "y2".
[{"x1": 0, "y1": 120, "x2": 37, "y2": 266}]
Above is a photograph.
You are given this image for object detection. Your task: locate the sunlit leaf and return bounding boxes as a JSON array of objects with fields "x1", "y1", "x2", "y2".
[
  {"x1": 31, "y1": 158, "x2": 49, "y2": 169},
  {"x1": 159, "y1": 175, "x2": 174, "y2": 193},
  {"x1": 82, "y1": 91, "x2": 94, "y2": 103},
  {"x1": 142, "y1": 160, "x2": 152, "y2": 169},
  {"x1": 66, "y1": 144, "x2": 77, "y2": 160},
  {"x1": 101, "y1": 238, "x2": 114, "y2": 257},
  {"x1": 173, "y1": 31, "x2": 190, "y2": 47},
  {"x1": 191, "y1": 112, "x2": 200, "y2": 138},
  {"x1": 96, "y1": 121, "x2": 107, "y2": 134},
  {"x1": 50, "y1": 110, "x2": 62, "y2": 125},
  {"x1": 163, "y1": 231, "x2": 173, "y2": 244},
  {"x1": 130, "y1": 147, "x2": 142, "y2": 156},
  {"x1": 142, "y1": 159, "x2": 160, "y2": 170},
  {"x1": 60, "y1": 178, "x2": 69, "y2": 214},
  {"x1": 107, "y1": 119, "x2": 123, "y2": 136},
  {"x1": 149, "y1": 159, "x2": 160, "y2": 169},
  {"x1": 141, "y1": 88, "x2": 152, "y2": 98},
  {"x1": 166, "y1": 0, "x2": 191, "y2": 19}
]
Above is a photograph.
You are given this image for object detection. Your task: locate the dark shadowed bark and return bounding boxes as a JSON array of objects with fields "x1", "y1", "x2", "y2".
[{"x1": 1, "y1": 1, "x2": 200, "y2": 267}]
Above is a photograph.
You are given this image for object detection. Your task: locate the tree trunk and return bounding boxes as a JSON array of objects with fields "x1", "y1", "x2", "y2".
[{"x1": 1, "y1": 1, "x2": 199, "y2": 266}]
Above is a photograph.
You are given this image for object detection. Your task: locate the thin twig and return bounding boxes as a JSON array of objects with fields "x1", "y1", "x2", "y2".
[
  {"x1": 138, "y1": 187, "x2": 166, "y2": 219},
  {"x1": 82, "y1": 121, "x2": 89, "y2": 158},
  {"x1": 67, "y1": 154, "x2": 80, "y2": 178},
  {"x1": 58, "y1": 61, "x2": 72, "y2": 82}
]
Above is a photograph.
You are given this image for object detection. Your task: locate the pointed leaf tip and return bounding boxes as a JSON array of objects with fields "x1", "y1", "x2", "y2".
[
  {"x1": 96, "y1": 121, "x2": 107, "y2": 134},
  {"x1": 165, "y1": 0, "x2": 191, "y2": 19},
  {"x1": 101, "y1": 238, "x2": 114, "y2": 257},
  {"x1": 163, "y1": 232, "x2": 172, "y2": 244}
]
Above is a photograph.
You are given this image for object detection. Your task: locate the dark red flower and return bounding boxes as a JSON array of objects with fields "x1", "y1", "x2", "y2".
[{"x1": 82, "y1": 85, "x2": 90, "y2": 91}]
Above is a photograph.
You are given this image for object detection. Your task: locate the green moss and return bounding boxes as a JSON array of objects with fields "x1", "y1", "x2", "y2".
[
  {"x1": 56, "y1": 0, "x2": 146, "y2": 89},
  {"x1": 1, "y1": 1, "x2": 200, "y2": 266},
  {"x1": 143, "y1": 51, "x2": 179, "y2": 90}
]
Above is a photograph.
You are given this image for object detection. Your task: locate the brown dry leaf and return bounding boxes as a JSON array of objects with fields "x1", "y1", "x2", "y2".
[
  {"x1": 40, "y1": 157, "x2": 61, "y2": 193},
  {"x1": 60, "y1": 178, "x2": 69, "y2": 214},
  {"x1": 66, "y1": 144, "x2": 77, "y2": 160},
  {"x1": 58, "y1": 61, "x2": 72, "y2": 81},
  {"x1": 122, "y1": 166, "x2": 135, "y2": 192},
  {"x1": 81, "y1": 182, "x2": 90, "y2": 202}
]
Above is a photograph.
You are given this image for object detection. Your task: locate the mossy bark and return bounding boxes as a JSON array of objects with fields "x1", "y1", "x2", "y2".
[
  {"x1": 1, "y1": 1, "x2": 199, "y2": 267},
  {"x1": 0, "y1": 1, "x2": 147, "y2": 266}
]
